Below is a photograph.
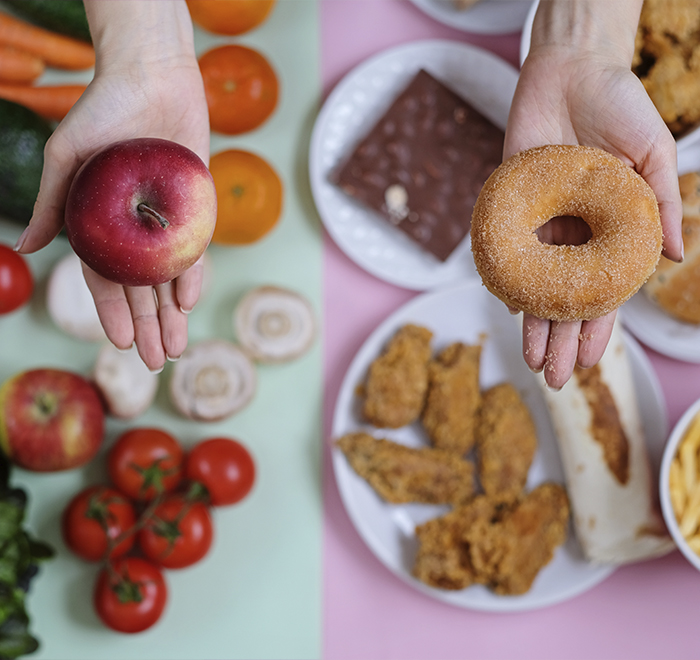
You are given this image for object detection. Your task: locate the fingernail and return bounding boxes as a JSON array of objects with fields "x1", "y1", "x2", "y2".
[
  {"x1": 166, "y1": 354, "x2": 181, "y2": 362},
  {"x1": 544, "y1": 383, "x2": 563, "y2": 393},
  {"x1": 179, "y1": 306, "x2": 192, "y2": 315},
  {"x1": 13, "y1": 227, "x2": 29, "y2": 252},
  {"x1": 529, "y1": 365, "x2": 543, "y2": 374},
  {"x1": 116, "y1": 342, "x2": 135, "y2": 354},
  {"x1": 149, "y1": 365, "x2": 165, "y2": 374}
]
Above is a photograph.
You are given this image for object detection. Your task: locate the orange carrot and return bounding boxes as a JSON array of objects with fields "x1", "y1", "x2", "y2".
[
  {"x1": 0, "y1": 44, "x2": 44, "y2": 83},
  {"x1": 0, "y1": 83, "x2": 87, "y2": 121},
  {"x1": 0, "y1": 13, "x2": 94, "y2": 70}
]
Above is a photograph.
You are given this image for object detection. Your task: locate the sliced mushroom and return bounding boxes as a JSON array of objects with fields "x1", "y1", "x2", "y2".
[
  {"x1": 233, "y1": 285, "x2": 316, "y2": 363},
  {"x1": 169, "y1": 339, "x2": 257, "y2": 421},
  {"x1": 93, "y1": 343, "x2": 159, "y2": 419},
  {"x1": 46, "y1": 252, "x2": 106, "y2": 342}
]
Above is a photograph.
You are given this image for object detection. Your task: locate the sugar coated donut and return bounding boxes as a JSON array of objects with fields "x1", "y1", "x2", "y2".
[{"x1": 470, "y1": 144, "x2": 662, "y2": 321}]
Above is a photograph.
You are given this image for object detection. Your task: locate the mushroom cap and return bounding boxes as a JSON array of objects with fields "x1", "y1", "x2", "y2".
[
  {"x1": 169, "y1": 339, "x2": 257, "y2": 421},
  {"x1": 46, "y1": 252, "x2": 106, "y2": 342},
  {"x1": 233, "y1": 285, "x2": 316, "y2": 363},
  {"x1": 93, "y1": 344, "x2": 159, "y2": 419}
]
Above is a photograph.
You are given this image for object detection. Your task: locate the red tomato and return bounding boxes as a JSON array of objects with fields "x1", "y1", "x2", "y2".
[
  {"x1": 62, "y1": 486, "x2": 136, "y2": 562},
  {"x1": 138, "y1": 496, "x2": 213, "y2": 569},
  {"x1": 108, "y1": 428, "x2": 184, "y2": 500},
  {"x1": 0, "y1": 243, "x2": 33, "y2": 314},
  {"x1": 94, "y1": 557, "x2": 167, "y2": 634},
  {"x1": 186, "y1": 437, "x2": 255, "y2": 506}
]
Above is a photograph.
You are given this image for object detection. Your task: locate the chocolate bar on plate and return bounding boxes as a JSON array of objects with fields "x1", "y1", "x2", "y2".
[{"x1": 332, "y1": 69, "x2": 504, "y2": 262}]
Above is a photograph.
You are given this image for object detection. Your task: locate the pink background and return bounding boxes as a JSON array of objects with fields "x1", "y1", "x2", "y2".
[{"x1": 320, "y1": 2, "x2": 700, "y2": 659}]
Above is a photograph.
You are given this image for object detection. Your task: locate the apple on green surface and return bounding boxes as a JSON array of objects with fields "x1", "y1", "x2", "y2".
[
  {"x1": 0, "y1": 369, "x2": 105, "y2": 472},
  {"x1": 64, "y1": 137, "x2": 217, "y2": 287}
]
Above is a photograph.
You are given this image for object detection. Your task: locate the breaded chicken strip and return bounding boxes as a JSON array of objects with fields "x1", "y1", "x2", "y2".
[
  {"x1": 422, "y1": 343, "x2": 481, "y2": 455},
  {"x1": 336, "y1": 432, "x2": 475, "y2": 505},
  {"x1": 362, "y1": 324, "x2": 433, "y2": 428},
  {"x1": 468, "y1": 483, "x2": 570, "y2": 596},
  {"x1": 412, "y1": 495, "x2": 496, "y2": 590},
  {"x1": 475, "y1": 383, "x2": 537, "y2": 502}
]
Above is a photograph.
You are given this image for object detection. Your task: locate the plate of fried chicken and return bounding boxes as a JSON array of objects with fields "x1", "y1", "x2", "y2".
[{"x1": 331, "y1": 280, "x2": 666, "y2": 611}]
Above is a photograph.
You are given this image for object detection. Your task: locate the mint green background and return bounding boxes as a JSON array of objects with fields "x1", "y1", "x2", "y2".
[{"x1": 0, "y1": 2, "x2": 322, "y2": 658}]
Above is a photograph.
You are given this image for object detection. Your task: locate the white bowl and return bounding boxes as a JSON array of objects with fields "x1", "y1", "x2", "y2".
[
  {"x1": 519, "y1": 0, "x2": 700, "y2": 154},
  {"x1": 659, "y1": 396, "x2": 700, "y2": 573}
]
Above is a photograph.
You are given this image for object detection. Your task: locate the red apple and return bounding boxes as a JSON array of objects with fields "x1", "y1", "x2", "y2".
[
  {"x1": 63, "y1": 137, "x2": 217, "y2": 287},
  {"x1": 0, "y1": 369, "x2": 105, "y2": 471}
]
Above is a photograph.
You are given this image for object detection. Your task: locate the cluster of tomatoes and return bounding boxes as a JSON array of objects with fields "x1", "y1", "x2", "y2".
[{"x1": 61, "y1": 427, "x2": 255, "y2": 634}]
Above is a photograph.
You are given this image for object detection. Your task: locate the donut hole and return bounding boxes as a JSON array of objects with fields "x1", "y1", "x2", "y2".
[{"x1": 536, "y1": 215, "x2": 592, "y2": 246}]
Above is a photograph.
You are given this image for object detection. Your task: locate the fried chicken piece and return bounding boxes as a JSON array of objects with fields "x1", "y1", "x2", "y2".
[
  {"x1": 638, "y1": 0, "x2": 700, "y2": 45},
  {"x1": 468, "y1": 483, "x2": 570, "y2": 596},
  {"x1": 362, "y1": 324, "x2": 433, "y2": 428},
  {"x1": 641, "y1": 47, "x2": 700, "y2": 135},
  {"x1": 475, "y1": 383, "x2": 537, "y2": 502},
  {"x1": 633, "y1": 0, "x2": 700, "y2": 136},
  {"x1": 412, "y1": 495, "x2": 496, "y2": 590},
  {"x1": 421, "y1": 343, "x2": 481, "y2": 455},
  {"x1": 336, "y1": 432, "x2": 475, "y2": 505}
]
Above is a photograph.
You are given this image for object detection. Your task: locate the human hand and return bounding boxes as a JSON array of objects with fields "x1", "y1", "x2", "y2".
[
  {"x1": 504, "y1": 0, "x2": 683, "y2": 389},
  {"x1": 14, "y1": 0, "x2": 210, "y2": 372}
]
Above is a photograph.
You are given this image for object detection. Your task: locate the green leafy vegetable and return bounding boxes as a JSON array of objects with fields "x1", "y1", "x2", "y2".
[{"x1": 0, "y1": 457, "x2": 53, "y2": 659}]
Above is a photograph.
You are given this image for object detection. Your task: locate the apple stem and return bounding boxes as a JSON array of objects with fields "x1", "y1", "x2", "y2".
[{"x1": 137, "y1": 203, "x2": 170, "y2": 229}]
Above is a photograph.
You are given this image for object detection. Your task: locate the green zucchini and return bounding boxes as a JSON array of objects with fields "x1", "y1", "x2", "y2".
[
  {"x1": 0, "y1": 0, "x2": 91, "y2": 42},
  {"x1": 0, "y1": 99, "x2": 52, "y2": 226}
]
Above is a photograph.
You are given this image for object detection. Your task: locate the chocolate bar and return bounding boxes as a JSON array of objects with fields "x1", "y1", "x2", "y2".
[{"x1": 332, "y1": 69, "x2": 504, "y2": 262}]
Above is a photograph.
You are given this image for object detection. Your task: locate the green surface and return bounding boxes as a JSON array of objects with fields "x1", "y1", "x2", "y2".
[{"x1": 0, "y1": 2, "x2": 322, "y2": 658}]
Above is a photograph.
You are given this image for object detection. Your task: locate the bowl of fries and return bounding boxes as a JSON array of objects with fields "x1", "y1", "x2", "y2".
[{"x1": 660, "y1": 397, "x2": 700, "y2": 570}]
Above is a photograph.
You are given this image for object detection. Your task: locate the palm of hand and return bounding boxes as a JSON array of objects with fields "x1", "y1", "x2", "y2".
[
  {"x1": 503, "y1": 50, "x2": 681, "y2": 388},
  {"x1": 28, "y1": 60, "x2": 212, "y2": 371}
]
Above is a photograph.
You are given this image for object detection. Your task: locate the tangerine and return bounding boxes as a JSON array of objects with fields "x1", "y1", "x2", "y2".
[
  {"x1": 210, "y1": 149, "x2": 283, "y2": 245},
  {"x1": 199, "y1": 44, "x2": 279, "y2": 135},
  {"x1": 187, "y1": 0, "x2": 275, "y2": 35}
]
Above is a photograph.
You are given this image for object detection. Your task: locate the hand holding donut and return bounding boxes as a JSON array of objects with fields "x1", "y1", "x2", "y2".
[{"x1": 492, "y1": 0, "x2": 682, "y2": 389}]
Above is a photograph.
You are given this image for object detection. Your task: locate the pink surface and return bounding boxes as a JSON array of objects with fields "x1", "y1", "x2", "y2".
[{"x1": 321, "y1": 2, "x2": 700, "y2": 659}]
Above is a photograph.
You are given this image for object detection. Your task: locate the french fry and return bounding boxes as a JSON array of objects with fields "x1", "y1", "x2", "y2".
[
  {"x1": 669, "y1": 456, "x2": 686, "y2": 520},
  {"x1": 680, "y1": 480, "x2": 700, "y2": 538},
  {"x1": 680, "y1": 424, "x2": 700, "y2": 495}
]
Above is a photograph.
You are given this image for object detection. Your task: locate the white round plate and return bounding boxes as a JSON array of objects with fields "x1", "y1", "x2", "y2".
[
  {"x1": 331, "y1": 281, "x2": 668, "y2": 612},
  {"x1": 620, "y1": 294, "x2": 700, "y2": 363},
  {"x1": 409, "y1": 0, "x2": 533, "y2": 35},
  {"x1": 619, "y1": 157, "x2": 700, "y2": 363},
  {"x1": 310, "y1": 39, "x2": 519, "y2": 291},
  {"x1": 520, "y1": 0, "x2": 700, "y2": 153}
]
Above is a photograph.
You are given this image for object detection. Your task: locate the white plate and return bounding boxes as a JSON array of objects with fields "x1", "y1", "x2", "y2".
[
  {"x1": 309, "y1": 39, "x2": 519, "y2": 291},
  {"x1": 620, "y1": 294, "x2": 700, "y2": 364},
  {"x1": 409, "y1": 0, "x2": 533, "y2": 35},
  {"x1": 331, "y1": 281, "x2": 668, "y2": 612},
  {"x1": 619, "y1": 154, "x2": 700, "y2": 363}
]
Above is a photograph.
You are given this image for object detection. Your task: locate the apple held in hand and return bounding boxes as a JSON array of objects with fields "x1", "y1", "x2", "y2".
[
  {"x1": 64, "y1": 137, "x2": 217, "y2": 287},
  {"x1": 0, "y1": 369, "x2": 105, "y2": 472}
]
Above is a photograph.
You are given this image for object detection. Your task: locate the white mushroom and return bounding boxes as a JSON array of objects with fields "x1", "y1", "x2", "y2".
[
  {"x1": 169, "y1": 339, "x2": 257, "y2": 421},
  {"x1": 233, "y1": 285, "x2": 316, "y2": 363},
  {"x1": 92, "y1": 343, "x2": 159, "y2": 419},
  {"x1": 46, "y1": 252, "x2": 106, "y2": 342}
]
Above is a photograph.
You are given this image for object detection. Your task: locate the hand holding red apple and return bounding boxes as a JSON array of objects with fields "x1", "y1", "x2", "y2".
[
  {"x1": 64, "y1": 138, "x2": 217, "y2": 288},
  {"x1": 0, "y1": 369, "x2": 105, "y2": 472}
]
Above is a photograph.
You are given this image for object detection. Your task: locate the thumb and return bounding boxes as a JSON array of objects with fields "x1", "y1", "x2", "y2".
[{"x1": 15, "y1": 134, "x2": 83, "y2": 254}]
